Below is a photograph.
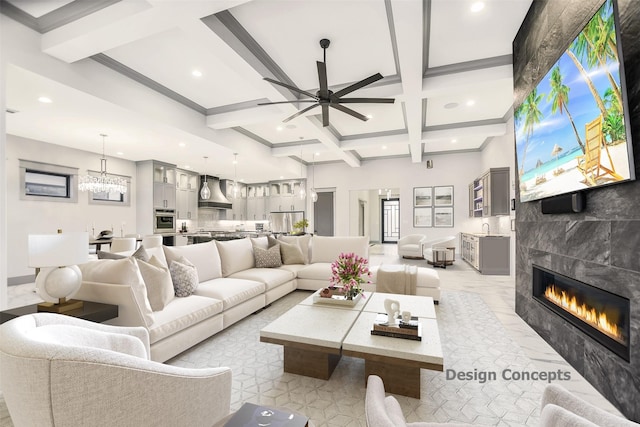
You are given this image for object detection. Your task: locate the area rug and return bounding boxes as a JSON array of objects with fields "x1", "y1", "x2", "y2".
[{"x1": 0, "y1": 290, "x2": 547, "y2": 426}]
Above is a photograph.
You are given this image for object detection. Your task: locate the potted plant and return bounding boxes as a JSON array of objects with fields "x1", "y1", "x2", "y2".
[{"x1": 292, "y1": 219, "x2": 309, "y2": 235}]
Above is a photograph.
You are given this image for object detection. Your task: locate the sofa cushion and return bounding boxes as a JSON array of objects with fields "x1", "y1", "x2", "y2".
[
  {"x1": 194, "y1": 278, "x2": 265, "y2": 310},
  {"x1": 137, "y1": 256, "x2": 174, "y2": 311},
  {"x1": 296, "y1": 263, "x2": 332, "y2": 281},
  {"x1": 149, "y1": 295, "x2": 224, "y2": 344},
  {"x1": 253, "y1": 245, "x2": 282, "y2": 268},
  {"x1": 250, "y1": 236, "x2": 269, "y2": 250},
  {"x1": 146, "y1": 246, "x2": 168, "y2": 268},
  {"x1": 215, "y1": 238, "x2": 255, "y2": 277},
  {"x1": 310, "y1": 236, "x2": 369, "y2": 263},
  {"x1": 170, "y1": 256, "x2": 198, "y2": 297},
  {"x1": 279, "y1": 235, "x2": 311, "y2": 264},
  {"x1": 277, "y1": 264, "x2": 307, "y2": 274},
  {"x1": 230, "y1": 268, "x2": 295, "y2": 291},
  {"x1": 97, "y1": 245, "x2": 149, "y2": 261},
  {"x1": 279, "y1": 240, "x2": 305, "y2": 265},
  {"x1": 79, "y1": 258, "x2": 154, "y2": 328},
  {"x1": 163, "y1": 241, "x2": 222, "y2": 282},
  {"x1": 31, "y1": 324, "x2": 148, "y2": 359}
]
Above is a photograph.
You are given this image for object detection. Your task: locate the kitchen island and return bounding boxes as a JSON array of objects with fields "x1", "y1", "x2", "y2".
[{"x1": 460, "y1": 233, "x2": 510, "y2": 275}]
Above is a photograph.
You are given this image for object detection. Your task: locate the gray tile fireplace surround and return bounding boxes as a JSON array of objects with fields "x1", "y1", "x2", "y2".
[{"x1": 514, "y1": 0, "x2": 640, "y2": 422}]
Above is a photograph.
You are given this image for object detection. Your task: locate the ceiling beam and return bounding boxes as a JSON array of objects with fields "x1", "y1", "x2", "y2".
[{"x1": 389, "y1": 0, "x2": 423, "y2": 163}]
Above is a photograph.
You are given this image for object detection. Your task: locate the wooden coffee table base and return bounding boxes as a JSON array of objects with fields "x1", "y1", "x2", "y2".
[
  {"x1": 260, "y1": 337, "x2": 342, "y2": 380},
  {"x1": 284, "y1": 347, "x2": 341, "y2": 380}
]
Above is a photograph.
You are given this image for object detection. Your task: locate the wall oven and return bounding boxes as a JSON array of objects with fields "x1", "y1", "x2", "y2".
[{"x1": 154, "y1": 209, "x2": 176, "y2": 233}]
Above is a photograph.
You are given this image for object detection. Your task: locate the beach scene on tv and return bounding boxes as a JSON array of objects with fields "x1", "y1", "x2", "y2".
[{"x1": 515, "y1": 0, "x2": 632, "y2": 203}]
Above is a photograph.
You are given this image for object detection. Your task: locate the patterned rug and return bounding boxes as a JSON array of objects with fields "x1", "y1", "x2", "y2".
[{"x1": 0, "y1": 290, "x2": 546, "y2": 426}]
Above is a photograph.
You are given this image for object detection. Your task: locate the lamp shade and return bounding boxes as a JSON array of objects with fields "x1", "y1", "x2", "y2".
[{"x1": 28, "y1": 232, "x2": 89, "y2": 267}]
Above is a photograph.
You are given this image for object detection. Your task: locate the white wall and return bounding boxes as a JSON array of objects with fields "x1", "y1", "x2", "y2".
[
  {"x1": 311, "y1": 152, "x2": 484, "y2": 242},
  {"x1": 6, "y1": 135, "x2": 137, "y2": 280}
]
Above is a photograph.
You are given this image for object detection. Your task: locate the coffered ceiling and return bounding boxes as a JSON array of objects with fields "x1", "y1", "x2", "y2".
[{"x1": 2, "y1": 0, "x2": 532, "y2": 182}]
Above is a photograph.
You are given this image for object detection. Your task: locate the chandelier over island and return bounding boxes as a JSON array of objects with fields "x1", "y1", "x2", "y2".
[{"x1": 78, "y1": 134, "x2": 128, "y2": 194}]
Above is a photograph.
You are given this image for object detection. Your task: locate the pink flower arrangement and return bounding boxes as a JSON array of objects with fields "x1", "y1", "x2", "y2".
[{"x1": 329, "y1": 252, "x2": 371, "y2": 298}]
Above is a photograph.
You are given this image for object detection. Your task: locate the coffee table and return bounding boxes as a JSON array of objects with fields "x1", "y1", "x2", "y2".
[{"x1": 260, "y1": 292, "x2": 444, "y2": 397}]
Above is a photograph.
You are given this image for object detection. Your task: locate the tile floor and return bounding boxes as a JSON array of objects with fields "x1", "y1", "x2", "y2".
[{"x1": 0, "y1": 244, "x2": 623, "y2": 426}]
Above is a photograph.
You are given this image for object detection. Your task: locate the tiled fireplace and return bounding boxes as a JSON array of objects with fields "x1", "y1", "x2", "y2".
[{"x1": 532, "y1": 265, "x2": 630, "y2": 362}]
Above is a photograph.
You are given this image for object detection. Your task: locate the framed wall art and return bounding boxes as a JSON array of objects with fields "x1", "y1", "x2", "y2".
[
  {"x1": 413, "y1": 207, "x2": 432, "y2": 227},
  {"x1": 413, "y1": 187, "x2": 432, "y2": 207},
  {"x1": 434, "y1": 207, "x2": 454, "y2": 227},
  {"x1": 434, "y1": 186, "x2": 454, "y2": 206}
]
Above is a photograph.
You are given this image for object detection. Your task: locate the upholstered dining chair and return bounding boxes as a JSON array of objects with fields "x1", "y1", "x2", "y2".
[
  {"x1": 141, "y1": 234, "x2": 163, "y2": 249},
  {"x1": 0, "y1": 313, "x2": 232, "y2": 427},
  {"x1": 109, "y1": 237, "x2": 137, "y2": 252}
]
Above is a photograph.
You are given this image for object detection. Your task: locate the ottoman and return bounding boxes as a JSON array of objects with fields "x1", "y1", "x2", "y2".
[{"x1": 368, "y1": 265, "x2": 440, "y2": 303}]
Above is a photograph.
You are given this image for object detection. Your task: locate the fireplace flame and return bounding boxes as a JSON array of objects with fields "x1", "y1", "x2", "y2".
[{"x1": 544, "y1": 284, "x2": 625, "y2": 344}]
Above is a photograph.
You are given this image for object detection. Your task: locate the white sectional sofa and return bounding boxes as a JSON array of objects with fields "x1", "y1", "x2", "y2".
[{"x1": 76, "y1": 235, "x2": 440, "y2": 362}]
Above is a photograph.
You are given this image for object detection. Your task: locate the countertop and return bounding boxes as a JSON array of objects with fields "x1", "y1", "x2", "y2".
[{"x1": 461, "y1": 232, "x2": 510, "y2": 238}]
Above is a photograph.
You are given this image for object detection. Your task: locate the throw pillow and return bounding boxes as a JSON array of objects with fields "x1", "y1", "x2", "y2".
[
  {"x1": 280, "y1": 235, "x2": 312, "y2": 264},
  {"x1": 169, "y1": 256, "x2": 198, "y2": 297},
  {"x1": 137, "y1": 256, "x2": 174, "y2": 311},
  {"x1": 267, "y1": 235, "x2": 280, "y2": 248},
  {"x1": 97, "y1": 245, "x2": 150, "y2": 262},
  {"x1": 279, "y1": 240, "x2": 305, "y2": 265},
  {"x1": 254, "y1": 245, "x2": 283, "y2": 268}
]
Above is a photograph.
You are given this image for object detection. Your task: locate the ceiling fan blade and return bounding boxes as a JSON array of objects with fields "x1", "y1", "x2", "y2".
[
  {"x1": 322, "y1": 104, "x2": 329, "y2": 127},
  {"x1": 282, "y1": 103, "x2": 320, "y2": 123},
  {"x1": 264, "y1": 77, "x2": 318, "y2": 100},
  {"x1": 336, "y1": 98, "x2": 395, "y2": 104},
  {"x1": 330, "y1": 103, "x2": 368, "y2": 122},
  {"x1": 317, "y1": 61, "x2": 329, "y2": 98},
  {"x1": 331, "y1": 73, "x2": 383, "y2": 99},
  {"x1": 257, "y1": 100, "x2": 317, "y2": 105}
]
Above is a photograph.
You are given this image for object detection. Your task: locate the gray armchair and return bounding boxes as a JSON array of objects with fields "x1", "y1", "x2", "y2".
[{"x1": 0, "y1": 313, "x2": 232, "y2": 427}]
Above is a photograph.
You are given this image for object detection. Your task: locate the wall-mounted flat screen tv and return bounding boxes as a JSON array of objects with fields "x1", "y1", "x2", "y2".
[{"x1": 515, "y1": 0, "x2": 634, "y2": 203}]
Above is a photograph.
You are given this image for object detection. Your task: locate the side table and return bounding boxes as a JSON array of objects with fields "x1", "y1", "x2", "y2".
[
  {"x1": 0, "y1": 301, "x2": 118, "y2": 324},
  {"x1": 432, "y1": 248, "x2": 448, "y2": 269}
]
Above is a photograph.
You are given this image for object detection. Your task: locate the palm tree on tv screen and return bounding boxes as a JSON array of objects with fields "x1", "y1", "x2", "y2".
[
  {"x1": 547, "y1": 65, "x2": 585, "y2": 154},
  {"x1": 519, "y1": 88, "x2": 544, "y2": 177}
]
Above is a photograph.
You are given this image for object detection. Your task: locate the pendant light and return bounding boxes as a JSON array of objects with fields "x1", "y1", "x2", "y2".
[
  {"x1": 200, "y1": 156, "x2": 211, "y2": 200},
  {"x1": 310, "y1": 153, "x2": 318, "y2": 203},
  {"x1": 232, "y1": 153, "x2": 239, "y2": 199},
  {"x1": 78, "y1": 134, "x2": 127, "y2": 194},
  {"x1": 299, "y1": 148, "x2": 306, "y2": 199}
]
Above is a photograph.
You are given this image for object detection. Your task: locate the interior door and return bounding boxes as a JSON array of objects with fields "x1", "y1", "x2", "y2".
[
  {"x1": 381, "y1": 198, "x2": 399, "y2": 243},
  {"x1": 314, "y1": 191, "x2": 334, "y2": 236}
]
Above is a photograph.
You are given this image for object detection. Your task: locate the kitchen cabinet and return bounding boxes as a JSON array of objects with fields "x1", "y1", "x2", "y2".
[
  {"x1": 461, "y1": 233, "x2": 510, "y2": 275},
  {"x1": 468, "y1": 167, "x2": 509, "y2": 217},
  {"x1": 221, "y1": 180, "x2": 247, "y2": 221},
  {"x1": 247, "y1": 183, "x2": 269, "y2": 220},
  {"x1": 268, "y1": 180, "x2": 306, "y2": 212},
  {"x1": 136, "y1": 160, "x2": 178, "y2": 236},
  {"x1": 176, "y1": 169, "x2": 198, "y2": 220}
]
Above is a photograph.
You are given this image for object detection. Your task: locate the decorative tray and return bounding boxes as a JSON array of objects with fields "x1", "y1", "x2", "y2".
[{"x1": 312, "y1": 289, "x2": 362, "y2": 307}]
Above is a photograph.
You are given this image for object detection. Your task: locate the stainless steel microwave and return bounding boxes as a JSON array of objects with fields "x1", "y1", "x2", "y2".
[{"x1": 154, "y1": 209, "x2": 176, "y2": 233}]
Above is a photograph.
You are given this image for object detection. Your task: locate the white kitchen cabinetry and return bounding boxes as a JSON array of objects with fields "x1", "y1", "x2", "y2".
[
  {"x1": 461, "y1": 233, "x2": 510, "y2": 275},
  {"x1": 247, "y1": 183, "x2": 269, "y2": 220},
  {"x1": 176, "y1": 169, "x2": 198, "y2": 220}
]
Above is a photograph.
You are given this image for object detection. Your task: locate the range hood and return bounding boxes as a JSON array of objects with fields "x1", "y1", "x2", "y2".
[{"x1": 198, "y1": 175, "x2": 232, "y2": 209}]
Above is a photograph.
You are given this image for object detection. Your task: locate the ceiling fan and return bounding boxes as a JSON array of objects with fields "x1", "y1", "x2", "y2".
[{"x1": 258, "y1": 38, "x2": 395, "y2": 127}]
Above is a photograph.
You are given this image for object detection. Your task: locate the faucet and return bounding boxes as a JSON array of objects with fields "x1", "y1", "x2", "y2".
[{"x1": 482, "y1": 222, "x2": 490, "y2": 235}]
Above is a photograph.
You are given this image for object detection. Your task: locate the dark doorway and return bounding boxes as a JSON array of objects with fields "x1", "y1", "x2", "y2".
[
  {"x1": 314, "y1": 191, "x2": 334, "y2": 236},
  {"x1": 381, "y1": 198, "x2": 399, "y2": 243}
]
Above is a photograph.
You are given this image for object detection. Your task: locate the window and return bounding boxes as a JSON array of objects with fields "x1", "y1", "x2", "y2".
[{"x1": 20, "y1": 160, "x2": 78, "y2": 203}]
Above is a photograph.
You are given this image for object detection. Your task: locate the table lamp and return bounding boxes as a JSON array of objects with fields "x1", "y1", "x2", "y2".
[{"x1": 28, "y1": 231, "x2": 89, "y2": 313}]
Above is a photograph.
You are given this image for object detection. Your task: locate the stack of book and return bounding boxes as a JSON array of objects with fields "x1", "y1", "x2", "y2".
[{"x1": 371, "y1": 313, "x2": 422, "y2": 341}]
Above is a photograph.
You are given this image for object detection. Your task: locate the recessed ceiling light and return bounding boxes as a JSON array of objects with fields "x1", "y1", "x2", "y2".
[
  {"x1": 451, "y1": 139, "x2": 457, "y2": 144},
  {"x1": 444, "y1": 102, "x2": 458, "y2": 109},
  {"x1": 116, "y1": 151, "x2": 124, "y2": 155},
  {"x1": 470, "y1": 1, "x2": 485, "y2": 12},
  {"x1": 192, "y1": 69, "x2": 203, "y2": 77},
  {"x1": 178, "y1": 142, "x2": 186, "y2": 147},
  {"x1": 276, "y1": 126, "x2": 283, "y2": 131},
  {"x1": 382, "y1": 145, "x2": 387, "y2": 150},
  {"x1": 38, "y1": 96, "x2": 52, "y2": 103},
  {"x1": 279, "y1": 176, "x2": 284, "y2": 179},
  {"x1": 315, "y1": 152, "x2": 320, "y2": 156},
  {"x1": 184, "y1": 165, "x2": 191, "y2": 169},
  {"x1": 285, "y1": 124, "x2": 297, "y2": 129},
  {"x1": 366, "y1": 114, "x2": 373, "y2": 119},
  {"x1": 466, "y1": 100, "x2": 476, "y2": 106}
]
